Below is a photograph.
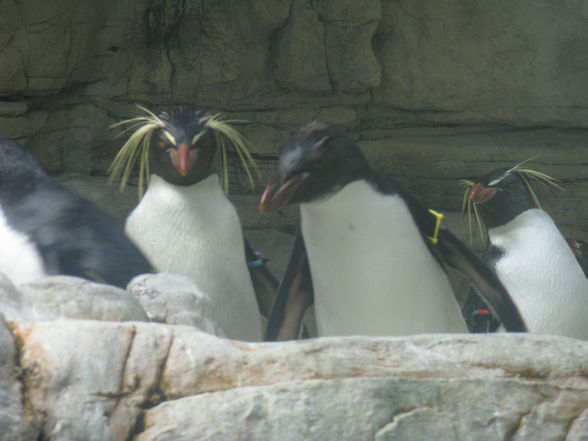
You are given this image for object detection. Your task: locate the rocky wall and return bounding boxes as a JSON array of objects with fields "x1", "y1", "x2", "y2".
[
  {"x1": 1, "y1": 0, "x2": 588, "y2": 260},
  {"x1": 1, "y1": 273, "x2": 588, "y2": 441}
]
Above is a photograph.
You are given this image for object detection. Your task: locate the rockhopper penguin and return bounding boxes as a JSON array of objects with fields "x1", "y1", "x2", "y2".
[
  {"x1": 462, "y1": 164, "x2": 588, "y2": 339},
  {"x1": 0, "y1": 137, "x2": 152, "y2": 288},
  {"x1": 259, "y1": 121, "x2": 526, "y2": 340},
  {"x1": 109, "y1": 106, "x2": 277, "y2": 341}
]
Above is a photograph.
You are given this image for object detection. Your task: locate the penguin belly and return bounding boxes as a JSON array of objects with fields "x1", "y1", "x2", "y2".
[
  {"x1": 300, "y1": 180, "x2": 467, "y2": 337},
  {"x1": 489, "y1": 209, "x2": 588, "y2": 339},
  {"x1": 0, "y1": 205, "x2": 46, "y2": 285},
  {"x1": 125, "y1": 174, "x2": 263, "y2": 341}
]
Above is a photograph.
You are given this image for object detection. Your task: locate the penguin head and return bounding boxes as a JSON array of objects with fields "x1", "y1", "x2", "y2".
[
  {"x1": 149, "y1": 108, "x2": 217, "y2": 187},
  {"x1": 466, "y1": 163, "x2": 562, "y2": 230},
  {"x1": 109, "y1": 105, "x2": 258, "y2": 196},
  {"x1": 467, "y1": 168, "x2": 537, "y2": 229},
  {"x1": 259, "y1": 121, "x2": 370, "y2": 212}
]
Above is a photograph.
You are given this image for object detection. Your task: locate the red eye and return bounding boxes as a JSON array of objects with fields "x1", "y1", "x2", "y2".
[{"x1": 158, "y1": 139, "x2": 166, "y2": 149}]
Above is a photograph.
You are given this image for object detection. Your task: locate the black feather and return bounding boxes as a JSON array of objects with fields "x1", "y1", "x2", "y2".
[{"x1": 0, "y1": 137, "x2": 153, "y2": 288}]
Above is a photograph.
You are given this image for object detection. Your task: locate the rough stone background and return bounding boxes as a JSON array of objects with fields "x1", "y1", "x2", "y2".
[{"x1": 1, "y1": 0, "x2": 588, "y2": 283}]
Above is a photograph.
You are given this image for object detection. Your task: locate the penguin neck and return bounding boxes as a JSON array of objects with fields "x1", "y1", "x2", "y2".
[
  {"x1": 145, "y1": 173, "x2": 226, "y2": 207},
  {"x1": 487, "y1": 208, "x2": 556, "y2": 247},
  {"x1": 300, "y1": 178, "x2": 374, "y2": 216}
]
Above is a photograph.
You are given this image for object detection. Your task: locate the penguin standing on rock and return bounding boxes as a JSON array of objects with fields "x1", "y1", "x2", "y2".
[
  {"x1": 259, "y1": 121, "x2": 526, "y2": 340},
  {"x1": 0, "y1": 137, "x2": 153, "y2": 288},
  {"x1": 462, "y1": 164, "x2": 588, "y2": 339},
  {"x1": 109, "y1": 106, "x2": 277, "y2": 341}
]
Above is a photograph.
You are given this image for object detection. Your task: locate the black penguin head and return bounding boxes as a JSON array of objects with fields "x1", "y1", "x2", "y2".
[
  {"x1": 150, "y1": 108, "x2": 217, "y2": 186},
  {"x1": 259, "y1": 121, "x2": 371, "y2": 212},
  {"x1": 109, "y1": 105, "x2": 258, "y2": 196},
  {"x1": 465, "y1": 164, "x2": 562, "y2": 230},
  {"x1": 0, "y1": 138, "x2": 47, "y2": 200},
  {"x1": 468, "y1": 168, "x2": 537, "y2": 229}
]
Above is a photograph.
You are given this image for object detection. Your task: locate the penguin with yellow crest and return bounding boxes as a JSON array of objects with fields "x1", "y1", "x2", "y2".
[{"x1": 110, "y1": 106, "x2": 277, "y2": 341}]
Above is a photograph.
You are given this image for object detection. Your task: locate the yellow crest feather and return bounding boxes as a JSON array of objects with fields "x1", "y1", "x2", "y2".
[
  {"x1": 109, "y1": 106, "x2": 259, "y2": 197},
  {"x1": 460, "y1": 160, "x2": 563, "y2": 245}
]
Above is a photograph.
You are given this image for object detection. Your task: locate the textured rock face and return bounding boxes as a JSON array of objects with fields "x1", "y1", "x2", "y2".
[
  {"x1": 128, "y1": 273, "x2": 225, "y2": 336},
  {"x1": 0, "y1": 274, "x2": 148, "y2": 323},
  {"x1": 375, "y1": 0, "x2": 588, "y2": 125},
  {"x1": 0, "y1": 0, "x2": 586, "y2": 248},
  {"x1": 0, "y1": 272, "x2": 586, "y2": 440},
  {"x1": 2, "y1": 317, "x2": 588, "y2": 441}
]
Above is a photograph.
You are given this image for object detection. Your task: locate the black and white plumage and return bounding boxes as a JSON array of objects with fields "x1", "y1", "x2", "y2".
[
  {"x1": 462, "y1": 165, "x2": 588, "y2": 338},
  {"x1": 109, "y1": 106, "x2": 277, "y2": 341},
  {"x1": 259, "y1": 121, "x2": 526, "y2": 340},
  {"x1": 0, "y1": 137, "x2": 153, "y2": 288}
]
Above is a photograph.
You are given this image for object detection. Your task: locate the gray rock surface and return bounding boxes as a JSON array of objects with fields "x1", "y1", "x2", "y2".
[
  {"x1": 0, "y1": 318, "x2": 30, "y2": 441},
  {"x1": 2, "y1": 0, "x2": 586, "y2": 277},
  {"x1": 140, "y1": 377, "x2": 588, "y2": 441},
  {"x1": 128, "y1": 273, "x2": 224, "y2": 336},
  {"x1": 5, "y1": 318, "x2": 588, "y2": 441},
  {"x1": 375, "y1": 0, "x2": 588, "y2": 127},
  {"x1": 0, "y1": 275, "x2": 148, "y2": 323}
]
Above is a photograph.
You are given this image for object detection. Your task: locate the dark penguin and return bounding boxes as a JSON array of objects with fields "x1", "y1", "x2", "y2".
[
  {"x1": 109, "y1": 106, "x2": 278, "y2": 341},
  {"x1": 462, "y1": 165, "x2": 588, "y2": 338},
  {"x1": 0, "y1": 137, "x2": 152, "y2": 288},
  {"x1": 259, "y1": 121, "x2": 526, "y2": 340}
]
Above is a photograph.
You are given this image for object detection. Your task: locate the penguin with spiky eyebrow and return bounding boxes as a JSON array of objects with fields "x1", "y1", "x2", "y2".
[
  {"x1": 259, "y1": 121, "x2": 526, "y2": 340},
  {"x1": 110, "y1": 106, "x2": 277, "y2": 341},
  {"x1": 462, "y1": 166, "x2": 588, "y2": 338}
]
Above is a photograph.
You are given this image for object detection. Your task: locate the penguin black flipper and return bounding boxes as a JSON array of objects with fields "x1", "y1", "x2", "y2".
[
  {"x1": 244, "y1": 240, "x2": 279, "y2": 318},
  {"x1": 265, "y1": 230, "x2": 314, "y2": 341},
  {"x1": 391, "y1": 181, "x2": 526, "y2": 332},
  {"x1": 461, "y1": 245, "x2": 504, "y2": 333},
  {"x1": 435, "y1": 229, "x2": 527, "y2": 332}
]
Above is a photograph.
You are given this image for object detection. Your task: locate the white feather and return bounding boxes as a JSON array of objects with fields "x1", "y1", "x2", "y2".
[
  {"x1": 300, "y1": 180, "x2": 467, "y2": 337},
  {"x1": 0, "y1": 205, "x2": 46, "y2": 285},
  {"x1": 489, "y1": 208, "x2": 588, "y2": 339},
  {"x1": 125, "y1": 174, "x2": 263, "y2": 341}
]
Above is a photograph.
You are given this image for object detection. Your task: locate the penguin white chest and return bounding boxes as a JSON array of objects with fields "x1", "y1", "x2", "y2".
[
  {"x1": 0, "y1": 205, "x2": 46, "y2": 285},
  {"x1": 489, "y1": 209, "x2": 588, "y2": 339},
  {"x1": 125, "y1": 174, "x2": 262, "y2": 341},
  {"x1": 300, "y1": 180, "x2": 466, "y2": 336}
]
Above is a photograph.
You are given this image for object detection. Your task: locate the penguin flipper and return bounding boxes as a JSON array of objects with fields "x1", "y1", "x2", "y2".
[
  {"x1": 244, "y1": 240, "x2": 279, "y2": 318},
  {"x1": 436, "y1": 229, "x2": 528, "y2": 332},
  {"x1": 265, "y1": 230, "x2": 314, "y2": 341}
]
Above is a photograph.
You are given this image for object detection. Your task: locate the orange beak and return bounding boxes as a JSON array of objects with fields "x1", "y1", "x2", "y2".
[
  {"x1": 469, "y1": 183, "x2": 497, "y2": 204},
  {"x1": 169, "y1": 143, "x2": 198, "y2": 176},
  {"x1": 259, "y1": 174, "x2": 305, "y2": 213}
]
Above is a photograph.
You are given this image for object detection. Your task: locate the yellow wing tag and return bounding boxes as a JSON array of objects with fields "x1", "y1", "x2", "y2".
[{"x1": 427, "y1": 209, "x2": 444, "y2": 245}]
